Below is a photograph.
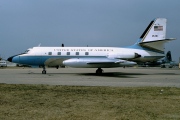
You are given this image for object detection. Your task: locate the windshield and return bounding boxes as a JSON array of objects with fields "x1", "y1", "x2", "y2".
[
  {"x1": 24, "y1": 50, "x2": 30, "y2": 54},
  {"x1": 23, "y1": 48, "x2": 32, "y2": 54}
]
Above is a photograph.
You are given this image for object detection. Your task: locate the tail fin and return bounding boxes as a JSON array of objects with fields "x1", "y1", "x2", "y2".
[
  {"x1": 140, "y1": 18, "x2": 166, "y2": 42},
  {"x1": 137, "y1": 18, "x2": 175, "y2": 53}
]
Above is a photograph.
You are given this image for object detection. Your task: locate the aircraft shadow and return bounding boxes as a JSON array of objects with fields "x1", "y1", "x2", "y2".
[
  {"x1": 26, "y1": 71, "x2": 148, "y2": 78},
  {"x1": 78, "y1": 72, "x2": 148, "y2": 78},
  {"x1": 154, "y1": 73, "x2": 178, "y2": 75}
]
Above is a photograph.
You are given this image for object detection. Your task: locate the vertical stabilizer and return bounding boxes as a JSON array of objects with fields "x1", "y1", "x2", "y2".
[
  {"x1": 140, "y1": 18, "x2": 167, "y2": 42},
  {"x1": 137, "y1": 18, "x2": 175, "y2": 53}
]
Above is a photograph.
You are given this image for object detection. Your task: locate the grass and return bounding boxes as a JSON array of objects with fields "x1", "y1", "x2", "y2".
[{"x1": 0, "y1": 84, "x2": 180, "y2": 120}]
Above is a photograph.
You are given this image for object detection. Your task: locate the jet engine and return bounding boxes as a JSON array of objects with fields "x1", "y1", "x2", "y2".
[
  {"x1": 63, "y1": 58, "x2": 122, "y2": 68},
  {"x1": 107, "y1": 52, "x2": 141, "y2": 60}
]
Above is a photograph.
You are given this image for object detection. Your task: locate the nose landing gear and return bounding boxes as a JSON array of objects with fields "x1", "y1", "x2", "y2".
[
  {"x1": 96, "y1": 68, "x2": 103, "y2": 74},
  {"x1": 42, "y1": 66, "x2": 46, "y2": 74}
]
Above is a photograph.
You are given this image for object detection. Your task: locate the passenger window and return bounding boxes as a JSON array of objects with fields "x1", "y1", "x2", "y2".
[
  {"x1": 57, "y1": 52, "x2": 61, "y2": 55},
  {"x1": 48, "y1": 52, "x2": 52, "y2": 55},
  {"x1": 85, "y1": 52, "x2": 89, "y2": 55},
  {"x1": 76, "y1": 52, "x2": 79, "y2": 55},
  {"x1": 67, "y1": 52, "x2": 70, "y2": 55}
]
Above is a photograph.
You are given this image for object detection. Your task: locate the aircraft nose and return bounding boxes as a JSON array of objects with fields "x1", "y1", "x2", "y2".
[
  {"x1": 7, "y1": 56, "x2": 14, "y2": 62},
  {"x1": 7, "y1": 55, "x2": 19, "y2": 63}
]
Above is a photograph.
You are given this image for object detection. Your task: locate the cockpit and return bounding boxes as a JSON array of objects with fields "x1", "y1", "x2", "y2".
[
  {"x1": 24, "y1": 50, "x2": 30, "y2": 54},
  {"x1": 23, "y1": 48, "x2": 32, "y2": 54}
]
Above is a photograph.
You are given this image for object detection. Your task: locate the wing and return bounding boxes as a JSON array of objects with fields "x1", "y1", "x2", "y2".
[{"x1": 63, "y1": 58, "x2": 136, "y2": 68}]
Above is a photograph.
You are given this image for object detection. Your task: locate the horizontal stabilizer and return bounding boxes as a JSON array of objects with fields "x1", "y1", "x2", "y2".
[
  {"x1": 139, "y1": 38, "x2": 176, "y2": 44},
  {"x1": 139, "y1": 38, "x2": 176, "y2": 53}
]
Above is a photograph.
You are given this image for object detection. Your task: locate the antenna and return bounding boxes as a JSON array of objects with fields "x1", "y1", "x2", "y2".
[
  {"x1": 0, "y1": 54, "x2": 2, "y2": 60},
  {"x1": 38, "y1": 43, "x2": 41, "y2": 47}
]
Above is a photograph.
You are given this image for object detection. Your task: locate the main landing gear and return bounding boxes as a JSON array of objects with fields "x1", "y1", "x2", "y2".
[
  {"x1": 41, "y1": 66, "x2": 104, "y2": 74},
  {"x1": 42, "y1": 66, "x2": 46, "y2": 74},
  {"x1": 96, "y1": 68, "x2": 103, "y2": 74}
]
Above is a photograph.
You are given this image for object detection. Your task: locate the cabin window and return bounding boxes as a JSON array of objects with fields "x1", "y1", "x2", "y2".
[
  {"x1": 85, "y1": 52, "x2": 89, "y2": 55},
  {"x1": 67, "y1": 52, "x2": 70, "y2": 55},
  {"x1": 57, "y1": 52, "x2": 61, "y2": 55},
  {"x1": 48, "y1": 52, "x2": 52, "y2": 55},
  {"x1": 76, "y1": 52, "x2": 79, "y2": 55}
]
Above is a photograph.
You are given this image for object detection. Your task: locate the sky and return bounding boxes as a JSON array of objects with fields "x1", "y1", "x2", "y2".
[{"x1": 0, "y1": 0, "x2": 179, "y2": 62}]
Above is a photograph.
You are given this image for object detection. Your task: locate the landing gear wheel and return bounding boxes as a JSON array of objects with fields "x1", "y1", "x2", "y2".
[
  {"x1": 42, "y1": 66, "x2": 46, "y2": 74},
  {"x1": 42, "y1": 70, "x2": 46, "y2": 74},
  {"x1": 96, "y1": 68, "x2": 103, "y2": 74},
  {"x1": 56, "y1": 66, "x2": 59, "y2": 69}
]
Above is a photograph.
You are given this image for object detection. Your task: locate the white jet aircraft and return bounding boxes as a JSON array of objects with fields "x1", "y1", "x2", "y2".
[{"x1": 8, "y1": 18, "x2": 175, "y2": 74}]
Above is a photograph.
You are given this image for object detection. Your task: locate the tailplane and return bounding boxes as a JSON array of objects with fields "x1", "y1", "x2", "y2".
[{"x1": 136, "y1": 18, "x2": 175, "y2": 53}]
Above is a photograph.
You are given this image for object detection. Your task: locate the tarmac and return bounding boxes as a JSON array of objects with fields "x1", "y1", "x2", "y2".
[{"x1": 0, "y1": 67, "x2": 180, "y2": 87}]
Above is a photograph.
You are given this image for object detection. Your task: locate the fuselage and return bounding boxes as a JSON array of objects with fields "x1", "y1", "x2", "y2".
[{"x1": 9, "y1": 46, "x2": 164, "y2": 68}]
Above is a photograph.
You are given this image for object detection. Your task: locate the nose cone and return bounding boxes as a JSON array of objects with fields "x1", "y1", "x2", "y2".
[
  {"x1": 7, "y1": 56, "x2": 14, "y2": 62},
  {"x1": 7, "y1": 55, "x2": 19, "y2": 63}
]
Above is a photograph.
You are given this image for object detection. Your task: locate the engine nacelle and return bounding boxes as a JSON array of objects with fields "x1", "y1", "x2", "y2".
[
  {"x1": 63, "y1": 58, "x2": 123, "y2": 68},
  {"x1": 107, "y1": 52, "x2": 141, "y2": 60},
  {"x1": 63, "y1": 58, "x2": 87, "y2": 68}
]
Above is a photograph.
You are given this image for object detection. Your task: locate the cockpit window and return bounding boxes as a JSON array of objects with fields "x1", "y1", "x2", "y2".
[{"x1": 24, "y1": 50, "x2": 30, "y2": 54}]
